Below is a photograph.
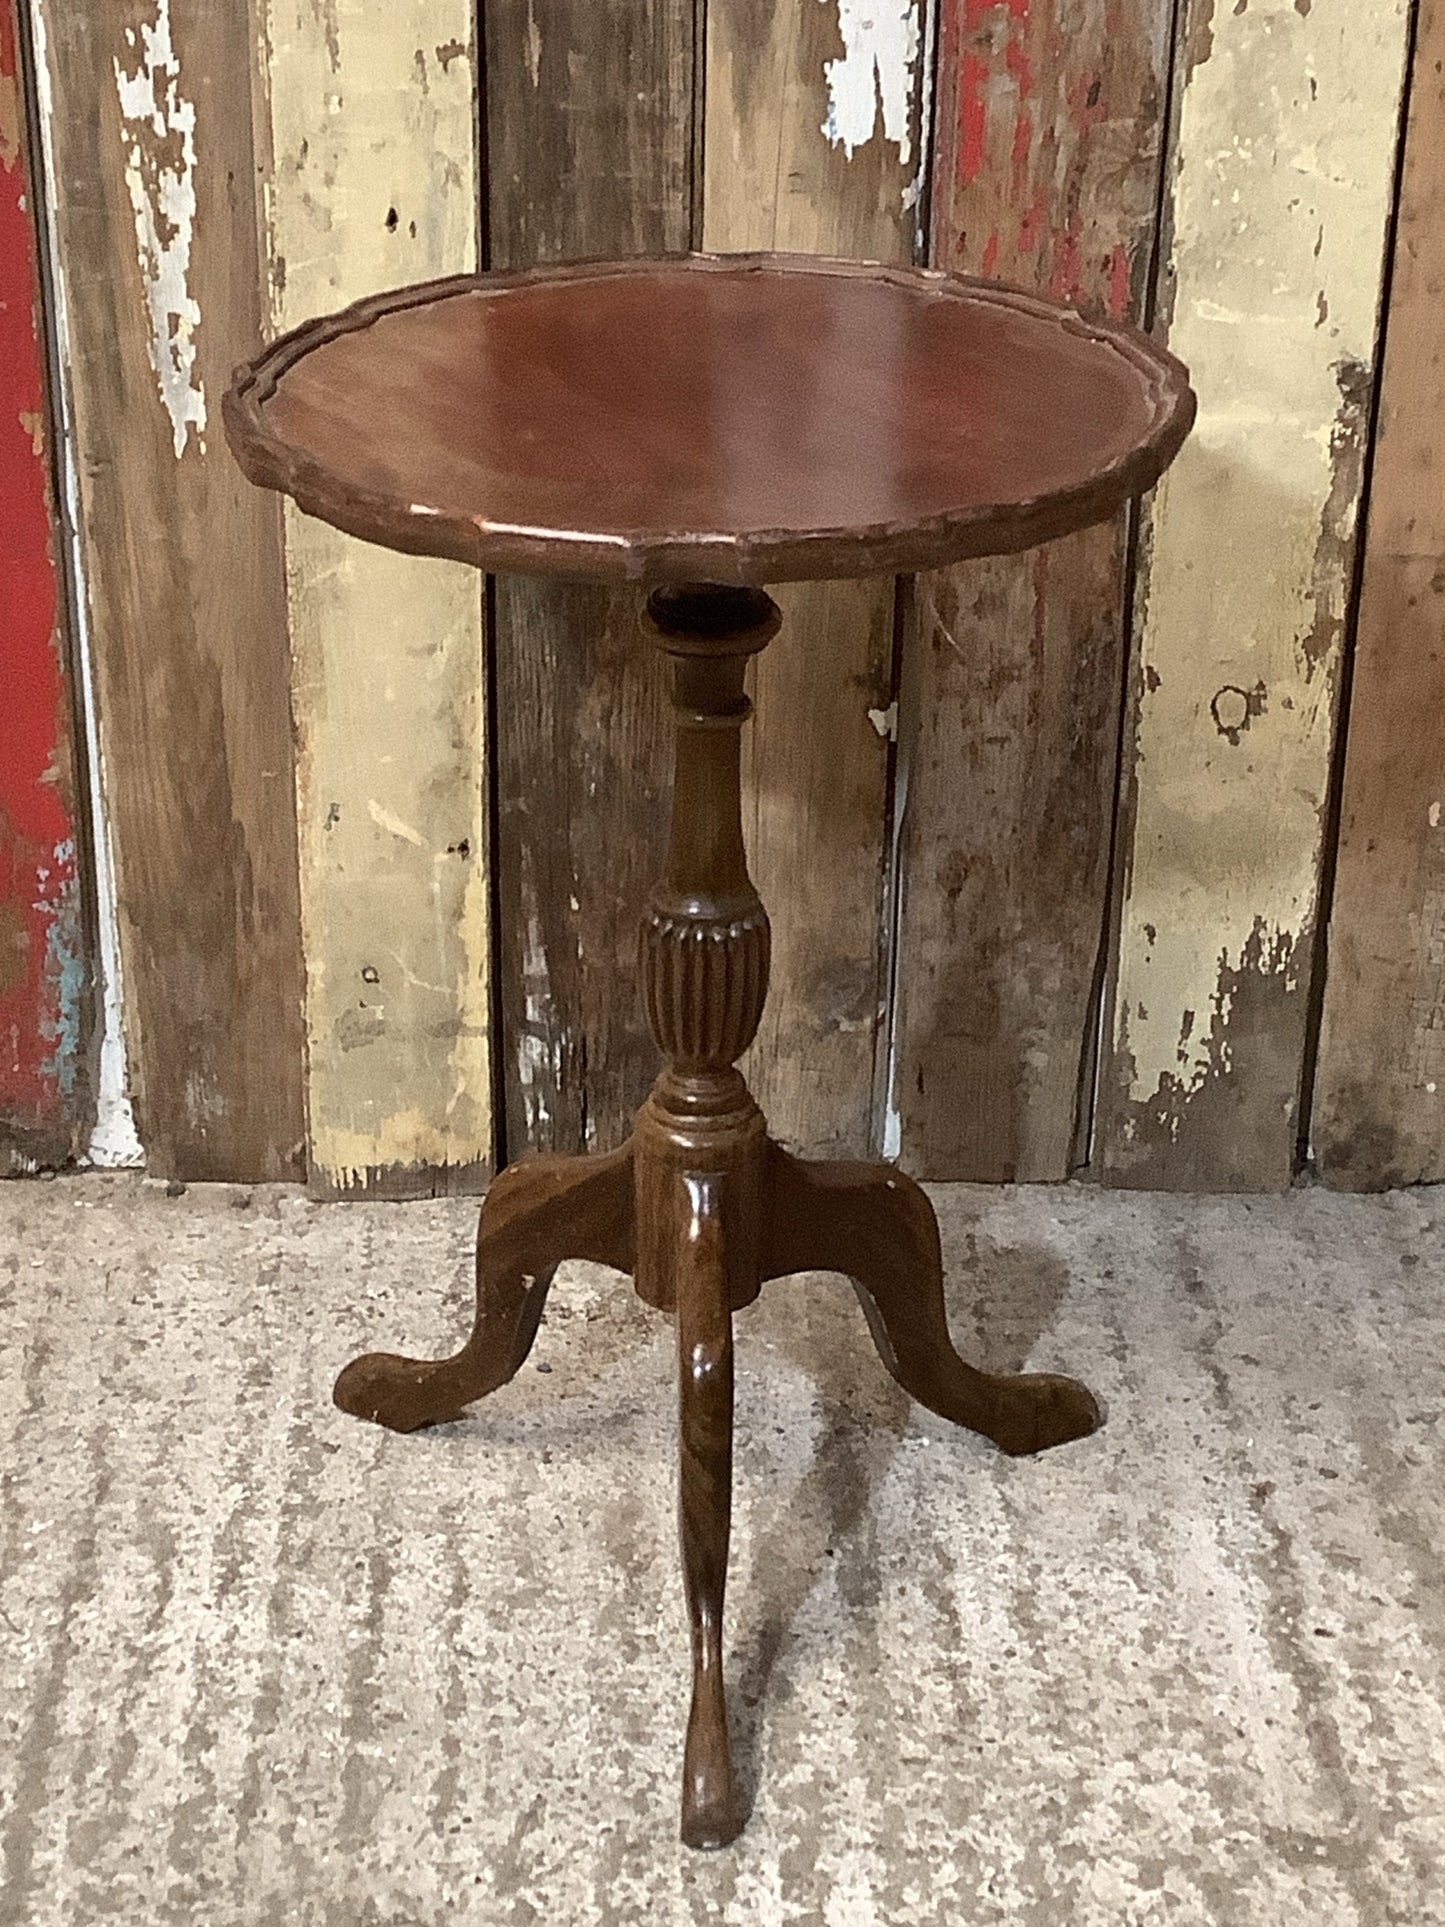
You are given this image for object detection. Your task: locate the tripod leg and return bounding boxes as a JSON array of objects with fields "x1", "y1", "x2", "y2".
[
  {"x1": 333, "y1": 1144, "x2": 635, "y2": 1432},
  {"x1": 763, "y1": 1146, "x2": 1100, "y2": 1458},
  {"x1": 674, "y1": 1171, "x2": 743, "y2": 1848}
]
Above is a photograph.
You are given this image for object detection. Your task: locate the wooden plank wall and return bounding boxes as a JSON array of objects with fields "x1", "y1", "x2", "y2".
[
  {"x1": 1313, "y1": 0, "x2": 1442, "y2": 1191},
  {"x1": 255, "y1": 0, "x2": 491, "y2": 1199},
  {"x1": 890, "y1": 0, "x2": 1174, "y2": 1182},
  {"x1": 486, "y1": 0, "x2": 692, "y2": 1165},
  {"x1": 704, "y1": 0, "x2": 924, "y2": 1158},
  {"x1": 21, "y1": 0, "x2": 1445, "y2": 1197},
  {"x1": 1095, "y1": 0, "x2": 1413, "y2": 1191},
  {"x1": 0, "y1": 0, "x2": 91, "y2": 1172},
  {"x1": 33, "y1": 0, "x2": 306, "y2": 1183}
]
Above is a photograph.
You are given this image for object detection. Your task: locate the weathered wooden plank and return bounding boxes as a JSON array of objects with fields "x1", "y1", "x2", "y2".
[
  {"x1": 487, "y1": 0, "x2": 693, "y2": 1161},
  {"x1": 1095, "y1": 0, "x2": 1412, "y2": 1191},
  {"x1": 704, "y1": 0, "x2": 922, "y2": 1157},
  {"x1": 34, "y1": 0, "x2": 305, "y2": 1180},
  {"x1": 890, "y1": 0, "x2": 1174, "y2": 1182},
  {"x1": 255, "y1": 1, "x2": 489, "y2": 1199},
  {"x1": 0, "y1": 0, "x2": 91, "y2": 1172},
  {"x1": 1313, "y1": 1, "x2": 1445, "y2": 1191}
]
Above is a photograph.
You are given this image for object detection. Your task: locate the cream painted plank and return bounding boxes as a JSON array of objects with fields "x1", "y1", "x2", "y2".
[
  {"x1": 704, "y1": 0, "x2": 926, "y2": 1158},
  {"x1": 1313, "y1": 0, "x2": 1445, "y2": 1190},
  {"x1": 255, "y1": 0, "x2": 488, "y2": 1197},
  {"x1": 1095, "y1": 0, "x2": 1411, "y2": 1191}
]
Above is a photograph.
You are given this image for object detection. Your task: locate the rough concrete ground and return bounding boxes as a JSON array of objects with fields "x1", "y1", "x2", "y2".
[{"x1": 1, "y1": 1172, "x2": 1443, "y2": 1927}]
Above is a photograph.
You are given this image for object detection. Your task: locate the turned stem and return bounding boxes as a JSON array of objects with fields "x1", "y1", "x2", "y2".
[
  {"x1": 658, "y1": 652, "x2": 754, "y2": 916},
  {"x1": 637, "y1": 585, "x2": 782, "y2": 1853},
  {"x1": 639, "y1": 586, "x2": 781, "y2": 1082}
]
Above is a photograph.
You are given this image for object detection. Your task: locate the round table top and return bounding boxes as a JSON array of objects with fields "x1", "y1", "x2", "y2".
[{"x1": 224, "y1": 252, "x2": 1195, "y2": 586}]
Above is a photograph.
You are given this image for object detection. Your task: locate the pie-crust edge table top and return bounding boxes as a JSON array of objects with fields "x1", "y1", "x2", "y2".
[{"x1": 224, "y1": 251, "x2": 1196, "y2": 588}]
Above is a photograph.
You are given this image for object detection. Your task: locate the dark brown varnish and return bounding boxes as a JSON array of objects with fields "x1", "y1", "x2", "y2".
[
  {"x1": 226, "y1": 254, "x2": 1195, "y2": 586},
  {"x1": 229, "y1": 254, "x2": 1193, "y2": 1847},
  {"x1": 330, "y1": 585, "x2": 1102, "y2": 1848}
]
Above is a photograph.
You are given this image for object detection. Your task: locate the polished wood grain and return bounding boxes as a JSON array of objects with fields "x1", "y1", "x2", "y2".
[
  {"x1": 324, "y1": 584, "x2": 1112, "y2": 1844},
  {"x1": 224, "y1": 254, "x2": 1195, "y2": 587},
  {"x1": 332, "y1": 1142, "x2": 635, "y2": 1432},
  {"x1": 236, "y1": 256, "x2": 1193, "y2": 1845},
  {"x1": 763, "y1": 1147, "x2": 1099, "y2": 1457},
  {"x1": 674, "y1": 1169, "x2": 742, "y2": 1849}
]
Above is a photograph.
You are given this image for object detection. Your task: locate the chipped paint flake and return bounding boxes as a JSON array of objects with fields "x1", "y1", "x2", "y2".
[
  {"x1": 113, "y1": 0, "x2": 206, "y2": 458},
  {"x1": 821, "y1": 0, "x2": 921, "y2": 165},
  {"x1": 515, "y1": 895, "x2": 560, "y2": 1139},
  {"x1": 367, "y1": 799, "x2": 427, "y2": 848}
]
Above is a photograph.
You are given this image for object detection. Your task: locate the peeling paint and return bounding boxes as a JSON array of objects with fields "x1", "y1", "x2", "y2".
[
  {"x1": 1112, "y1": 920, "x2": 1308, "y2": 1186},
  {"x1": 1185, "y1": 0, "x2": 1218, "y2": 79},
  {"x1": 315, "y1": 0, "x2": 342, "y2": 74},
  {"x1": 113, "y1": 0, "x2": 206, "y2": 459},
  {"x1": 1211, "y1": 681, "x2": 1268, "y2": 746},
  {"x1": 36, "y1": 841, "x2": 86, "y2": 1098},
  {"x1": 515, "y1": 881, "x2": 560, "y2": 1141},
  {"x1": 29, "y1": 0, "x2": 142, "y2": 1167},
  {"x1": 1, "y1": 8, "x2": 90, "y2": 1164},
  {"x1": 821, "y1": 0, "x2": 922, "y2": 165},
  {"x1": 1104, "y1": 0, "x2": 1411, "y2": 1188}
]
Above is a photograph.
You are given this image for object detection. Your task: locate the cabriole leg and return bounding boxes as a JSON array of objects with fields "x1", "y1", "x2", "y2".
[
  {"x1": 333, "y1": 1143, "x2": 635, "y2": 1432},
  {"x1": 762, "y1": 1145, "x2": 1100, "y2": 1457}
]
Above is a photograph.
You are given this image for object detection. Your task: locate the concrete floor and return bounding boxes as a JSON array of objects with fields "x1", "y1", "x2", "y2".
[{"x1": 1, "y1": 1173, "x2": 1443, "y2": 1926}]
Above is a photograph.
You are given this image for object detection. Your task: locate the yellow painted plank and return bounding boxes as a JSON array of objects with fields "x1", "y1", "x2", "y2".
[
  {"x1": 704, "y1": 0, "x2": 925, "y2": 1157},
  {"x1": 1096, "y1": 0, "x2": 1411, "y2": 1190},
  {"x1": 255, "y1": 0, "x2": 489, "y2": 1195}
]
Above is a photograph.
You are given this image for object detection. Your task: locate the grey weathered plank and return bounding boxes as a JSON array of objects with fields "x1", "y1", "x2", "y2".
[
  {"x1": 34, "y1": 0, "x2": 305, "y2": 1180},
  {"x1": 890, "y1": 0, "x2": 1175, "y2": 1183},
  {"x1": 705, "y1": 0, "x2": 923, "y2": 1157},
  {"x1": 487, "y1": 0, "x2": 694, "y2": 1160},
  {"x1": 1313, "y1": 0, "x2": 1445, "y2": 1190}
]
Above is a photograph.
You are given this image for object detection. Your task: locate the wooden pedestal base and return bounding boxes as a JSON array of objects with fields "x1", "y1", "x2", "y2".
[{"x1": 332, "y1": 585, "x2": 1101, "y2": 1849}]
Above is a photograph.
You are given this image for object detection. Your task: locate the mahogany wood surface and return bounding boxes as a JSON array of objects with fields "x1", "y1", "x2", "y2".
[
  {"x1": 231, "y1": 265, "x2": 1194, "y2": 1845},
  {"x1": 325, "y1": 586, "x2": 1111, "y2": 1847},
  {"x1": 225, "y1": 253, "x2": 1194, "y2": 587}
]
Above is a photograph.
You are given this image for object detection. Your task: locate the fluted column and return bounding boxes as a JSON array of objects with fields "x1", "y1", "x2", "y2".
[{"x1": 632, "y1": 584, "x2": 780, "y2": 1313}]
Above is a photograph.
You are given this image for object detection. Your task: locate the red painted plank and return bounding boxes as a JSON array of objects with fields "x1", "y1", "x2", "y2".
[
  {"x1": 0, "y1": 0, "x2": 87, "y2": 1164},
  {"x1": 890, "y1": 0, "x2": 1172, "y2": 1180}
]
